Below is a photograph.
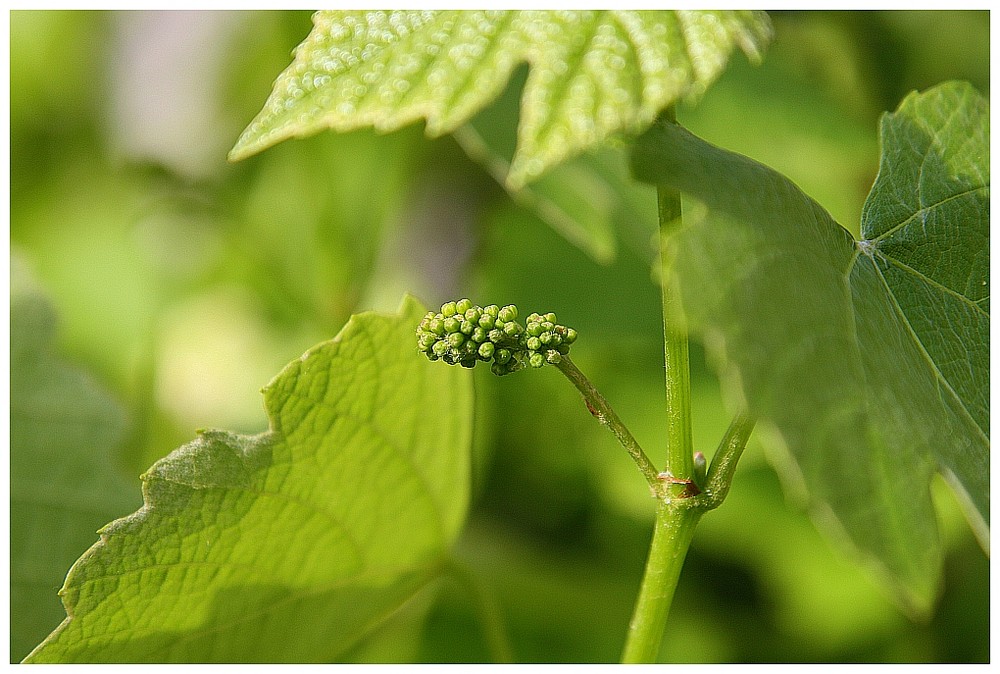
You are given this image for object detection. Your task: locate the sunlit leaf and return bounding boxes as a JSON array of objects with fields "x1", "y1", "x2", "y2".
[
  {"x1": 229, "y1": 10, "x2": 771, "y2": 189},
  {"x1": 631, "y1": 81, "x2": 989, "y2": 614},
  {"x1": 26, "y1": 295, "x2": 473, "y2": 662}
]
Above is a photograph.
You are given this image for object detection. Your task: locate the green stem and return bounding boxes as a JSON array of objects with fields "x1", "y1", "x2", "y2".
[
  {"x1": 619, "y1": 413, "x2": 754, "y2": 664},
  {"x1": 619, "y1": 414, "x2": 755, "y2": 663},
  {"x1": 620, "y1": 107, "x2": 701, "y2": 663},
  {"x1": 555, "y1": 356, "x2": 663, "y2": 496},
  {"x1": 655, "y1": 121, "x2": 693, "y2": 483},
  {"x1": 701, "y1": 413, "x2": 756, "y2": 510},
  {"x1": 620, "y1": 501, "x2": 701, "y2": 663}
]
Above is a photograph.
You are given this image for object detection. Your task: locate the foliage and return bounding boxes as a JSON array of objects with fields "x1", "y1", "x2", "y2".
[
  {"x1": 10, "y1": 262, "x2": 142, "y2": 658},
  {"x1": 632, "y1": 81, "x2": 988, "y2": 613},
  {"x1": 25, "y1": 297, "x2": 472, "y2": 662},
  {"x1": 10, "y1": 10, "x2": 989, "y2": 664},
  {"x1": 229, "y1": 10, "x2": 771, "y2": 188}
]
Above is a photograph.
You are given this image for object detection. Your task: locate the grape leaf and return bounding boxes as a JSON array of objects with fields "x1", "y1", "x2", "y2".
[
  {"x1": 25, "y1": 295, "x2": 473, "y2": 663},
  {"x1": 229, "y1": 10, "x2": 771, "y2": 189},
  {"x1": 453, "y1": 64, "x2": 657, "y2": 264},
  {"x1": 452, "y1": 65, "x2": 616, "y2": 264},
  {"x1": 10, "y1": 266, "x2": 141, "y2": 661},
  {"x1": 631, "y1": 81, "x2": 988, "y2": 614}
]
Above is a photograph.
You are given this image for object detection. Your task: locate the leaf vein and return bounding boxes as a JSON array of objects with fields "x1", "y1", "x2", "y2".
[
  {"x1": 878, "y1": 251, "x2": 988, "y2": 319},
  {"x1": 356, "y1": 320, "x2": 448, "y2": 546},
  {"x1": 867, "y1": 251, "x2": 988, "y2": 443},
  {"x1": 869, "y1": 184, "x2": 987, "y2": 245}
]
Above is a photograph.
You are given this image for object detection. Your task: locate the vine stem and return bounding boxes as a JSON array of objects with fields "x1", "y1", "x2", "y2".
[
  {"x1": 620, "y1": 500, "x2": 701, "y2": 663},
  {"x1": 550, "y1": 307, "x2": 754, "y2": 663},
  {"x1": 548, "y1": 109, "x2": 755, "y2": 663},
  {"x1": 702, "y1": 413, "x2": 756, "y2": 509},
  {"x1": 623, "y1": 107, "x2": 698, "y2": 663},
  {"x1": 653, "y1": 107, "x2": 694, "y2": 486},
  {"x1": 555, "y1": 356, "x2": 664, "y2": 497}
]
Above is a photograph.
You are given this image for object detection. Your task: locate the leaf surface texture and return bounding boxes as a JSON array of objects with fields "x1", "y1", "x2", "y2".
[
  {"x1": 230, "y1": 10, "x2": 771, "y2": 188},
  {"x1": 632, "y1": 81, "x2": 989, "y2": 613},
  {"x1": 26, "y1": 296, "x2": 473, "y2": 662}
]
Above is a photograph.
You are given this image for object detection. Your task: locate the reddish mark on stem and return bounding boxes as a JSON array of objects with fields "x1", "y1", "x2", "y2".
[
  {"x1": 681, "y1": 482, "x2": 702, "y2": 498},
  {"x1": 585, "y1": 399, "x2": 599, "y2": 417},
  {"x1": 657, "y1": 471, "x2": 701, "y2": 498}
]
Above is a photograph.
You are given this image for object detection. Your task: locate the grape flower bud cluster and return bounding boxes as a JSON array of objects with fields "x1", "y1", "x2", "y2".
[{"x1": 417, "y1": 299, "x2": 577, "y2": 376}]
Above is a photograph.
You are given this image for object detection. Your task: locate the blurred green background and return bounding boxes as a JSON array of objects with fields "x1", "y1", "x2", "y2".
[{"x1": 10, "y1": 10, "x2": 989, "y2": 663}]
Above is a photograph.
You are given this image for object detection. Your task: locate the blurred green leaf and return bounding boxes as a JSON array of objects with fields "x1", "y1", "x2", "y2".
[
  {"x1": 456, "y1": 116, "x2": 656, "y2": 265},
  {"x1": 26, "y1": 296, "x2": 473, "y2": 663},
  {"x1": 453, "y1": 65, "x2": 657, "y2": 264},
  {"x1": 10, "y1": 266, "x2": 142, "y2": 662},
  {"x1": 455, "y1": 116, "x2": 615, "y2": 265},
  {"x1": 229, "y1": 10, "x2": 771, "y2": 188},
  {"x1": 632, "y1": 81, "x2": 988, "y2": 614}
]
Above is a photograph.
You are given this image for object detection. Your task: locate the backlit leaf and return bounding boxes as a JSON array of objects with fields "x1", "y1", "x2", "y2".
[
  {"x1": 631, "y1": 81, "x2": 988, "y2": 614},
  {"x1": 229, "y1": 10, "x2": 771, "y2": 189}
]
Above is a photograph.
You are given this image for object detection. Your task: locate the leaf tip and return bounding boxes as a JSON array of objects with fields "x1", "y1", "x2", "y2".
[
  {"x1": 227, "y1": 132, "x2": 260, "y2": 163},
  {"x1": 398, "y1": 293, "x2": 427, "y2": 318}
]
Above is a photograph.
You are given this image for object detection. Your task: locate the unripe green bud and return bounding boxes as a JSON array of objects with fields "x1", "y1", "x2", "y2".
[
  {"x1": 693, "y1": 451, "x2": 707, "y2": 489},
  {"x1": 498, "y1": 305, "x2": 517, "y2": 322},
  {"x1": 419, "y1": 300, "x2": 575, "y2": 376},
  {"x1": 418, "y1": 333, "x2": 437, "y2": 350}
]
